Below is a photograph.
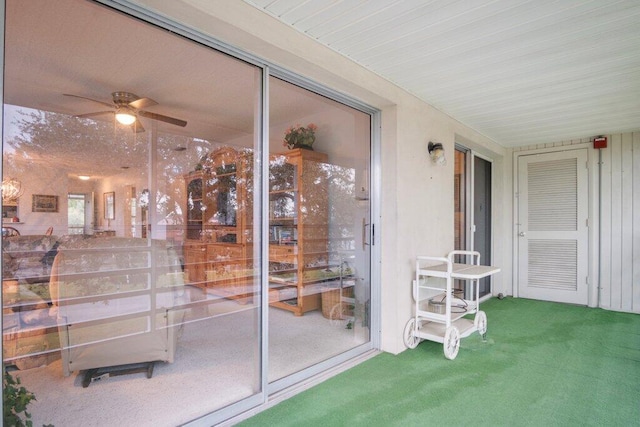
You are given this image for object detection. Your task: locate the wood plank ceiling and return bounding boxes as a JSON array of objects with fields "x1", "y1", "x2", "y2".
[{"x1": 244, "y1": 0, "x2": 640, "y2": 147}]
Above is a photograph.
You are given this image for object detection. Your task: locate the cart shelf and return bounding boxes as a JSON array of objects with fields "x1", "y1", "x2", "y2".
[
  {"x1": 416, "y1": 299, "x2": 477, "y2": 323},
  {"x1": 413, "y1": 318, "x2": 476, "y2": 343},
  {"x1": 404, "y1": 250, "x2": 500, "y2": 360}
]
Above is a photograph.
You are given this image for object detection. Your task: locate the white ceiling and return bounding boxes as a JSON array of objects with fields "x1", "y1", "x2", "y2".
[{"x1": 244, "y1": 0, "x2": 640, "y2": 147}]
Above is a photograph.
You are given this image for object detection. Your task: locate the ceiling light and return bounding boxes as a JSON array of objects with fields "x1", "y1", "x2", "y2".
[
  {"x1": 2, "y1": 177, "x2": 23, "y2": 202},
  {"x1": 115, "y1": 107, "x2": 136, "y2": 125},
  {"x1": 78, "y1": 175, "x2": 90, "y2": 181}
]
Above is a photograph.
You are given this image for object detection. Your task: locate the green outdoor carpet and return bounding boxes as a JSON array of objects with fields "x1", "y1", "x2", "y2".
[{"x1": 240, "y1": 298, "x2": 640, "y2": 427}]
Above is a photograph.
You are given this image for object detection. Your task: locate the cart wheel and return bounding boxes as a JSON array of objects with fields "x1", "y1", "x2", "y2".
[
  {"x1": 403, "y1": 318, "x2": 420, "y2": 349},
  {"x1": 443, "y1": 326, "x2": 460, "y2": 360},
  {"x1": 329, "y1": 303, "x2": 349, "y2": 328},
  {"x1": 474, "y1": 310, "x2": 488, "y2": 337}
]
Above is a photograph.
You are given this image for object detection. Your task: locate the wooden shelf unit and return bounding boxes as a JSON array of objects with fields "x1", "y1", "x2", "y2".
[
  {"x1": 182, "y1": 147, "x2": 330, "y2": 314},
  {"x1": 268, "y1": 148, "x2": 329, "y2": 316}
]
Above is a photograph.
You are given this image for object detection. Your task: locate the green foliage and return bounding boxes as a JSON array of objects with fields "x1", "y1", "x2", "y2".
[
  {"x1": 3, "y1": 371, "x2": 35, "y2": 427},
  {"x1": 283, "y1": 123, "x2": 317, "y2": 149}
]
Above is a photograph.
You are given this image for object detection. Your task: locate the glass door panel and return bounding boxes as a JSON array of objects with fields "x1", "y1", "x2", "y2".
[
  {"x1": 268, "y1": 77, "x2": 372, "y2": 383},
  {"x1": 473, "y1": 156, "x2": 492, "y2": 297},
  {"x1": 2, "y1": 0, "x2": 263, "y2": 425},
  {"x1": 454, "y1": 146, "x2": 493, "y2": 298}
]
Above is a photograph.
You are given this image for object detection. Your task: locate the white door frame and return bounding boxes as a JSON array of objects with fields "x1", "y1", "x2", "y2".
[{"x1": 512, "y1": 143, "x2": 599, "y2": 307}]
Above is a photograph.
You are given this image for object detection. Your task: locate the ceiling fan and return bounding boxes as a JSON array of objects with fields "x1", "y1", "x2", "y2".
[{"x1": 64, "y1": 91, "x2": 187, "y2": 132}]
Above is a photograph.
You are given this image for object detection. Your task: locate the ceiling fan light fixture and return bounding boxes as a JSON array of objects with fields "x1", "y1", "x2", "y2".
[
  {"x1": 115, "y1": 107, "x2": 136, "y2": 125},
  {"x1": 65, "y1": 91, "x2": 187, "y2": 130}
]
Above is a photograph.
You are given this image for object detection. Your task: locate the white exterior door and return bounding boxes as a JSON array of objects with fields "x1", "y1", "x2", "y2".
[{"x1": 517, "y1": 149, "x2": 589, "y2": 304}]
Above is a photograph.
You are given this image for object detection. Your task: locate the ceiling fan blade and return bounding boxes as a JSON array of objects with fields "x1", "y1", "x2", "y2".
[
  {"x1": 63, "y1": 93, "x2": 114, "y2": 109},
  {"x1": 133, "y1": 119, "x2": 145, "y2": 133},
  {"x1": 138, "y1": 110, "x2": 187, "y2": 127},
  {"x1": 128, "y1": 97, "x2": 157, "y2": 110},
  {"x1": 75, "y1": 111, "x2": 114, "y2": 119}
]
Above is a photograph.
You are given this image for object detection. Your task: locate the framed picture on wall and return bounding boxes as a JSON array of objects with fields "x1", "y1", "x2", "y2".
[
  {"x1": 32, "y1": 194, "x2": 58, "y2": 213},
  {"x1": 104, "y1": 192, "x2": 115, "y2": 220}
]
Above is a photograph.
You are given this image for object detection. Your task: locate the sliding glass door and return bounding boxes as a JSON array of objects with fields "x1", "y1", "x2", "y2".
[
  {"x1": 2, "y1": 1, "x2": 263, "y2": 425},
  {"x1": 473, "y1": 155, "x2": 492, "y2": 296},
  {"x1": 454, "y1": 145, "x2": 493, "y2": 297},
  {"x1": 2, "y1": 0, "x2": 374, "y2": 424},
  {"x1": 267, "y1": 77, "x2": 372, "y2": 385}
]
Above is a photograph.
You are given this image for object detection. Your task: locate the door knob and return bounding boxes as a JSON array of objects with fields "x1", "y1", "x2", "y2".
[{"x1": 519, "y1": 232, "x2": 526, "y2": 237}]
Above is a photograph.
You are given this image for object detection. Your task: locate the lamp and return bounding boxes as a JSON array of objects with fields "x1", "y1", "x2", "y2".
[
  {"x1": 115, "y1": 107, "x2": 136, "y2": 125},
  {"x1": 2, "y1": 177, "x2": 23, "y2": 203},
  {"x1": 428, "y1": 141, "x2": 446, "y2": 166}
]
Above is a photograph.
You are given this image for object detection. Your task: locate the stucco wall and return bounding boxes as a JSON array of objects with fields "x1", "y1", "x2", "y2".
[{"x1": 132, "y1": 0, "x2": 509, "y2": 354}]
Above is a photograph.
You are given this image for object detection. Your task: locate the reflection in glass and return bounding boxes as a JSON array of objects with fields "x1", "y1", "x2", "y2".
[
  {"x1": 2, "y1": 0, "x2": 262, "y2": 425},
  {"x1": 3, "y1": 0, "x2": 373, "y2": 423},
  {"x1": 268, "y1": 77, "x2": 371, "y2": 383},
  {"x1": 269, "y1": 192, "x2": 296, "y2": 219},
  {"x1": 269, "y1": 160, "x2": 295, "y2": 191},
  {"x1": 214, "y1": 174, "x2": 237, "y2": 226}
]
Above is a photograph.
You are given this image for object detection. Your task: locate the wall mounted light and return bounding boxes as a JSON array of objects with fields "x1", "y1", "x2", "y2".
[
  {"x1": 78, "y1": 175, "x2": 91, "y2": 181},
  {"x1": 428, "y1": 141, "x2": 446, "y2": 166}
]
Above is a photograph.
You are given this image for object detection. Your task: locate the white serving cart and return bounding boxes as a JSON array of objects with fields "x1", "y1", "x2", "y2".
[{"x1": 403, "y1": 250, "x2": 500, "y2": 359}]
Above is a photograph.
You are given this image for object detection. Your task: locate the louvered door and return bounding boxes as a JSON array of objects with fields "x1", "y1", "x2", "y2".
[{"x1": 517, "y1": 149, "x2": 589, "y2": 304}]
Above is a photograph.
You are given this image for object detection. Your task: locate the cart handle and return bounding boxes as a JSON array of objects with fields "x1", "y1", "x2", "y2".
[
  {"x1": 447, "y1": 250, "x2": 481, "y2": 265},
  {"x1": 416, "y1": 255, "x2": 449, "y2": 263}
]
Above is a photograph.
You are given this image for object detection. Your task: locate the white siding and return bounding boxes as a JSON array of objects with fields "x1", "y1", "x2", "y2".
[
  {"x1": 601, "y1": 132, "x2": 640, "y2": 313},
  {"x1": 634, "y1": 132, "x2": 640, "y2": 311},
  {"x1": 515, "y1": 132, "x2": 640, "y2": 313}
]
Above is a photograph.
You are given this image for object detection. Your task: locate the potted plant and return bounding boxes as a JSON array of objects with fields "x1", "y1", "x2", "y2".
[
  {"x1": 283, "y1": 123, "x2": 317, "y2": 150},
  {"x1": 3, "y1": 371, "x2": 35, "y2": 427}
]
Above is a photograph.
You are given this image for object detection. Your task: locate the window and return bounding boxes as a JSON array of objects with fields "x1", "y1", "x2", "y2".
[{"x1": 67, "y1": 193, "x2": 86, "y2": 235}]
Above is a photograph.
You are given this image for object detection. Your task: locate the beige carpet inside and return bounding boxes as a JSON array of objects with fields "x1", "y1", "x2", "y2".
[{"x1": 8, "y1": 293, "x2": 368, "y2": 427}]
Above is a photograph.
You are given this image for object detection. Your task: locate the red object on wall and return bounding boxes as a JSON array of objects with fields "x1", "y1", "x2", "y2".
[{"x1": 593, "y1": 136, "x2": 607, "y2": 149}]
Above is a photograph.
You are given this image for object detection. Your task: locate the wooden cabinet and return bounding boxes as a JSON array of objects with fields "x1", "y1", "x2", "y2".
[
  {"x1": 183, "y1": 242, "x2": 207, "y2": 288},
  {"x1": 268, "y1": 148, "x2": 329, "y2": 316},
  {"x1": 184, "y1": 172, "x2": 205, "y2": 241},
  {"x1": 184, "y1": 147, "x2": 251, "y2": 242},
  {"x1": 182, "y1": 147, "x2": 330, "y2": 314},
  {"x1": 206, "y1": 243, "x2": 255, "y2": 302},
  {"x1": 183, "y1": 147, "x2": 254, "y2": 301}
]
